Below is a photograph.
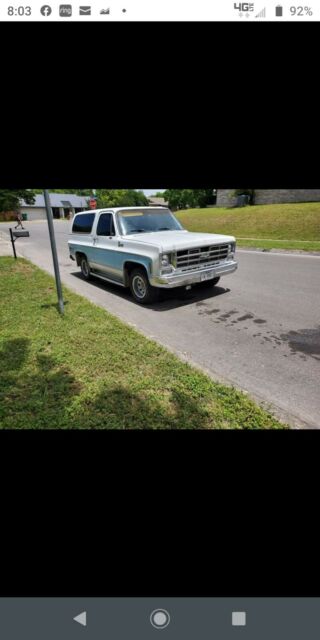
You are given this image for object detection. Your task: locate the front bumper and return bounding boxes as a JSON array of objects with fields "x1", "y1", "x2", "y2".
[{"x1": 150, "y1": 259, "x2": 238, "y2": 289}]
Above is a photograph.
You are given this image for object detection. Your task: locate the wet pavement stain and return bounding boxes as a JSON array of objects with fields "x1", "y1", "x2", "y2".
[
  {"x1": 279, "y1": 326, "x2": 320, "y2": 360},
  {"x1": 218, "y1": 310, "x2": 238, "y2": 319},
  {"x1": 237, "y1": 313, "x2": 254, "y2": 322},
  {"x1": 203, "y1": 309, "x2": 222, "y2": 316},
  {"x1": 254, "y1": 318, "x2": 267, "y2": 324}
]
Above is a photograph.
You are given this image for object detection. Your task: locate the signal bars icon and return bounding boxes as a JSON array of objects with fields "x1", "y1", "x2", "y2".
[{"x1": 255, "y1": 6, "x2": 266, "y2": 16}]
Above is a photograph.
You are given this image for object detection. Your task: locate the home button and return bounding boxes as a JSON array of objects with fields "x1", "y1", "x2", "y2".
[{"x1": 150, "y1": 609, "x2": 170, "y2": 629}]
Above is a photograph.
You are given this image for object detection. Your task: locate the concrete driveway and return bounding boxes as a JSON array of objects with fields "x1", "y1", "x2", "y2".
[{"x1": 1, "y1": 220, "x2": 320, "y2": 428}]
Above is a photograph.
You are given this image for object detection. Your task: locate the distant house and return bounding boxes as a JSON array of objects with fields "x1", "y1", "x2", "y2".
[
  {"x1": 147, "y1": 196, "x2": 168, "y2": 207},
  {"x1": 20, "y1": 193, "x2": 89, "y2": 221}
]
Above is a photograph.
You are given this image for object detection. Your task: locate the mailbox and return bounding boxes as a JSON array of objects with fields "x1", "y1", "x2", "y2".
[
  {"x1": 12, "y1": 230, "x2": 30, "y2": 238},
  {"x1": 9, "y1": 228, "x2": 30, "y2": 259}
]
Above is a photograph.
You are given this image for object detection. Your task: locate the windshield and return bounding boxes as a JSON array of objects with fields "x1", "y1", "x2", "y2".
[{"x1": 117, "y1": 208, "x2": 184, "y2": 235}]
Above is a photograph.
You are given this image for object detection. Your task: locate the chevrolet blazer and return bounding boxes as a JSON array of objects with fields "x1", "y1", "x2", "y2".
[{"x1": 68, "y1": 206, "x2": 238, "y2": 304}]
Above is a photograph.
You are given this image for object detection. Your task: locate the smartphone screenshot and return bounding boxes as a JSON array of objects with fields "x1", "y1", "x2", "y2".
[{"x1": 0, "y1": 6, "x2": 318, "y2": 640}]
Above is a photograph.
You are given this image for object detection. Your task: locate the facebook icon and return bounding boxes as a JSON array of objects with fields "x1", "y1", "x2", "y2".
[{"x1": 40, "y1": 5, "x2": 52, "y2": 14}]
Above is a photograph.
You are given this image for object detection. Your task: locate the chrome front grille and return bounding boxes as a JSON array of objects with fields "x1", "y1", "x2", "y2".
[{"x1": 176, "y1": 244, "x2": 229, "y2": 271}]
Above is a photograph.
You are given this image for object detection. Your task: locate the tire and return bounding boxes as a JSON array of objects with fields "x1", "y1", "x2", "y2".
[
  {"x1": 80, "y1": 256, "x2": 91, "y2": 280},
  {"x1": 201, "y1": 276, "x2": 220, "y2": 287},
  {"x1": 129, "y1": 268, "x2": 159, "y2": 304}
]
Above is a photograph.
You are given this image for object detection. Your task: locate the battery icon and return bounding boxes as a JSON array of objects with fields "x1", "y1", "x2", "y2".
[{"x1": 275, "y1": 5, "x2": 283, "y2": 15}]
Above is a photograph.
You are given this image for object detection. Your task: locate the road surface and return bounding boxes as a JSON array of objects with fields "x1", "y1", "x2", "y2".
[{"x1": 1, "y1": 220, "x2": 319, "y2": 428}]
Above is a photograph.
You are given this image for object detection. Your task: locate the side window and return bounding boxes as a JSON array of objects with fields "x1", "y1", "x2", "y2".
[
  {"x1": 96, "y1": 213, "x2": 115, "y2": 236},
  {"x1": 72, "y1": 213, "x2": 95, "y2": 233}
]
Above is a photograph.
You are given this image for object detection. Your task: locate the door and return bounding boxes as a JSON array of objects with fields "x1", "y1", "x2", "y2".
[{"x1": 91, "y1": 213, "x2": 122, "y2": 282}]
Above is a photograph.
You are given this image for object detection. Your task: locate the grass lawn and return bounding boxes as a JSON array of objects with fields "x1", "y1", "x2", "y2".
[
  {"x1": 0, "y1": 257, "x2": 285, "y2": 429},
  {"x1": 176, "y1": 203, "x2": 320, "y2": 252}
]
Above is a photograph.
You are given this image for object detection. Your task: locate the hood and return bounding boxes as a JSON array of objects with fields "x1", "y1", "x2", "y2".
[{"x1": 123, "y1": 230, "x2": 235, "y2": 252}]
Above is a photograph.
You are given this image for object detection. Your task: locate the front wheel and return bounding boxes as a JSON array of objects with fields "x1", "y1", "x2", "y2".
[{"x1": 129, "y1": 268, "x2": 159, "y2": 304}]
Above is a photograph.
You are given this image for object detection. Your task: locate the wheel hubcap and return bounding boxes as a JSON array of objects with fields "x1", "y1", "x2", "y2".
[{"x1": 132, "y1": 275, "x2": 146, "y2": 299}]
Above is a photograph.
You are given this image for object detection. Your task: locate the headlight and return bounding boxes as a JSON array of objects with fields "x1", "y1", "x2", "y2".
[
  {"x1": 228, "y1": 242, "x2": 236, "y2": 254},
  {"x1": 161, "y1": 254, "x2": 170, "y2": 267}
]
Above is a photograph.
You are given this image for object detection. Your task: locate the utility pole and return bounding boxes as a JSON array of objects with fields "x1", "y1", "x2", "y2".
[{"x1": 43, "y1": 189, "x2": 64, "y2": 315}]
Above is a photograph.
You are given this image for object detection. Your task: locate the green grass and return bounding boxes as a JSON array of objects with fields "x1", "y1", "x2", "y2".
[
  {"x1": 176, "y1": 202, "x2": 320, "y2": 251},
  {"x1": 0, "y1": 257, "x2": 285, "y2": 429}
]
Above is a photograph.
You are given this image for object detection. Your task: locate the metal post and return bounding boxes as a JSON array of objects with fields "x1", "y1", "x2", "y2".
[
  {"x1": 43, "y1": 190, "x2": 64, "y2": 315},
  {"x1": 9, "y1": 228, "x2": 17, "y2": 259}
]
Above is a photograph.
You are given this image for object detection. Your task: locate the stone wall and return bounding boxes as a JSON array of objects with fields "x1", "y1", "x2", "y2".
[
  {"x1": 216, "y1": 189, "x2": 320, "y2": 207},
  {"x1": 216, "y1": 189, "x2": 237, "y2": 207},
  {"x1": 254, "y1": 189, "x2": 320, "y2": 204}
]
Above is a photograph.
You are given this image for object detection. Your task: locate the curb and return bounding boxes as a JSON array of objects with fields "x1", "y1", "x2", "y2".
[
  {"x1": 0, "y1": 231, "x2": 19, "y2": 257},
  {"x1": 237, "y1": 247, "x2": 320, "y2": 257}
]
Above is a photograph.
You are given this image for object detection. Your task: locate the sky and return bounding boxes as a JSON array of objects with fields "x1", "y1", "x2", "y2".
[{"x1": 141, "y1": 189, "x2": 165, "y2": 195}]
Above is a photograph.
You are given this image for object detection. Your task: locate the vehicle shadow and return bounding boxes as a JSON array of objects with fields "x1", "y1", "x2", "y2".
[{"x1": 70, "y1": 271, "x2": 230, "y2": 310}]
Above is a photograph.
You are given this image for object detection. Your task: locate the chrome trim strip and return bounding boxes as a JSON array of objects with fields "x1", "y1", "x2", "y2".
[{"x1": 90, "y1": 271, "x2": 126, "y2": 287}]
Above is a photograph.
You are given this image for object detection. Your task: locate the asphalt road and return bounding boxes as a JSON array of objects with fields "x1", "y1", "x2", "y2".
[{"x1": 2, "y1": 220, "x2": 320, "y2": 428}]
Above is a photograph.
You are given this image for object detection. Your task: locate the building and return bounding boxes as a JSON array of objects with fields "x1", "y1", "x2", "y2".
[
  {"x1": 147, "y1": 196, "x2": 168, "y2": 207},
  {"x1": 20, "y1": 193, "x2": 89, "y2": 221},
  {"x1": 216, "y1": 189, "x2": 320, "y2": 208}
]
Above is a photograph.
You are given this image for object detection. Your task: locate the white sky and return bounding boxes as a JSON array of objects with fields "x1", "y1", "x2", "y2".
[{"x1": 140, "y1": 189, "x2": 165, "y2": 195}]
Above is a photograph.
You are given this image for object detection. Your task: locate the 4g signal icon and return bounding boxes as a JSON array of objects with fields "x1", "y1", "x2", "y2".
[{"x1": 234, "y1": 3, "x2": 254, "y2": 11}]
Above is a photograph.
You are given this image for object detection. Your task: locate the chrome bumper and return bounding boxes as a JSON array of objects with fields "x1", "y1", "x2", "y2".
[{"x1": 150, "y1": 259, "x2": 238, "y2": 289}]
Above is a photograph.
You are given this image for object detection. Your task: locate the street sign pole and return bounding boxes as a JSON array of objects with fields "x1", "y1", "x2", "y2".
[{"x1": 43, "y1": 189, "x2": 64, "y2": 315}]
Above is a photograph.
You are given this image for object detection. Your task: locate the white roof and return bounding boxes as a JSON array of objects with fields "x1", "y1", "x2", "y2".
[{"x1": 74, "y1": 206, "x2": 169, "y2": 214}]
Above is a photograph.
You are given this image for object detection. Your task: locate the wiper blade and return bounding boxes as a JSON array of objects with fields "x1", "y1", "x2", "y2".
[
  {"x1": 157, "y1": 227, "x2": 171, "y2": 231},
  {"x1": 128, "y1": 229, "x2": 147, "y2": 234}
]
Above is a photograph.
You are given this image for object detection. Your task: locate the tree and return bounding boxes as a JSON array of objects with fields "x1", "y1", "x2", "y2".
[
  {"x1": 163, "y1": 189, "x2": 216, "y2": 210},
  {"x1": 0, "y1": 189, "x2": 36, "y2": 213},
  {"x1": 96, "y1": 189, "x2": 148, "y2": 208},
  {"x1": 192, "y1": 189, "x2": 216, "y2": 207}
]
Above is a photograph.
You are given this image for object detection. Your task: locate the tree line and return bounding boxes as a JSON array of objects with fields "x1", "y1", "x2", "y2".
[
  {"x1": 0, "y1": 189, "x2": 149, "y2": 213},
  {"x1": 0, "y1": 188, "x2": 219, "y2": 215},
  {"x1": 163, "y1": 189, "x2": 216, "y2": 210}
]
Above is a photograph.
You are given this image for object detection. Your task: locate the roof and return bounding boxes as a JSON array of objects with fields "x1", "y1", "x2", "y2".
[
  {"x1": 147, "y1": 196, "x2": 168, "y2": 206},
  {"x1": 20, "y1": 193, "x2": 89, "y2": 208},
  {"x1": 73, "y1": 206, "x2": 170, "y2": 215}
]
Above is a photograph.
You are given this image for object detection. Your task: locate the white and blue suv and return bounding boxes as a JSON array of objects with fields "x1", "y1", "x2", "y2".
[{"x1": 68, "y1": 206, "x2": 237, "y2": 304}]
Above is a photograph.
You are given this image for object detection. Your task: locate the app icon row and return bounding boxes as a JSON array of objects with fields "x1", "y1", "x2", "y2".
[{"x1": 40, "y1": 5, "x2": 126, "y2": 15}]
